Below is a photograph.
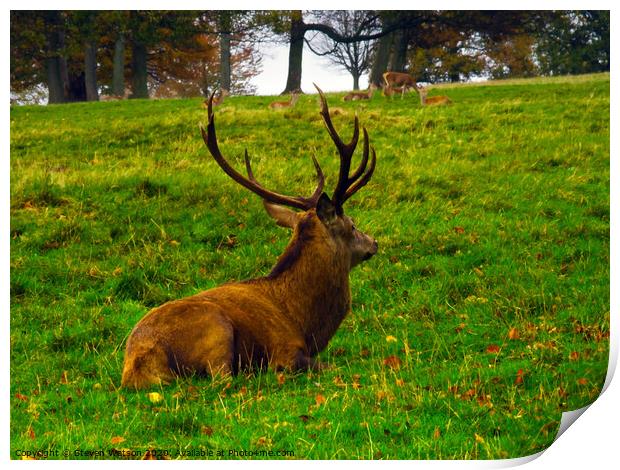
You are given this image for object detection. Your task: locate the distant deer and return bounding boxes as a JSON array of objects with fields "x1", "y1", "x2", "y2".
[
  {"x1": 343, "y1": 84, "x2": 377, "y2": 101},
  {"x1": 100, "y1": 89, "x2": 131, "y2": 101},
  {"x1": 418, "y1": 87, "x2": 452, "y2": 106},
  {"x1": 382, "y1": 71, "x2": 417, "y2": 98},
  {"x1": 269, "y1": 93, "x2": 300, "y2": 109},
  {"x1": 121, "y1": 85, "x2": 378, "y2": 389},
  {"x1": 202, "y1": 88, "x2": 229, "y2": 108}
]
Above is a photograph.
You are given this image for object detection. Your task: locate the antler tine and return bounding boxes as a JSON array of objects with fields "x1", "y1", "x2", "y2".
[
  {"x1": 348, "y1": 127, "x2": 370, "y2": 182},
  {"x1": 315, "y1": 83, "x2": 373, "y2": 212},
  {"x1": 243, "y1": 149, "x2": 325, "y2": 208},
  {"x1": 207, "y1": 89, "x2": 216, "y2": 120},
  {"x1": 200, "y1": 112, "x2": 324, "y2": 211},
  {"x1": 343, "y1": 145, "x2": 377, "y2": 203}
]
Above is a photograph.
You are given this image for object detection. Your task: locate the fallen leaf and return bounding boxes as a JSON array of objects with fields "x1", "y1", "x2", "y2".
[
  {"x1": 577, "y1": 378, "x2": 588, "y2": 385},
  {"x1": 486, "y1": 344, "x2": 500, "y2": 354},
  {"x1": 569, "y1": 351, "x2": 580, "y2": 361},
  {"x1": 515, "y1": 369, "x2": 524, "y2": 385},
  {"x1": 201, "y1": 425, "x2": 213, "y2": 436},
  {"x1": 315, "y1": 394, "x2": 326, "y2": 406},
  {"x1": 147, "y1": 392, "x2": 163, "y2": 404},
  {"x1": 508, "y1": 328, "x2": 520, "y2": 340},
  {"x1": 454, "y1": 226, "x2": 465, "y2": 234},
  {"x1": 277, "y1": 373, "x2": 286, "y2": 386},
  {"x1": 383, "y1": 355, "x2": 402, "y2": 370},
  {"x1": 455, "y1": 323, "x2": 466, "y2": 333},
  {"x1": 28, "y1": 426, "x2": 35, "y2": 440},
  {"x1": 110, "y1": 436, "x2": 125, "y2": 445},
  {"x1": 433, "y1": 427, "x2": 441, "y2": 439},
  {"x1": 333, "y1": 376, "x2": 346, "y2": 387},
  {"x1": 395, "y1": 378, "x2": 405, "y2": 387},
  {"x1": 15, "y1": 393, "x2": 28, "y2": 402},
  {"x1": 473, "y1": 267, "x2": 484, "y2": 277},
  {"x1": 385, "y1": 335, "x2": 398, "y2": 343},
  {"x1": 474, "y1": 433, "x2": 485, "y2": 444},
  {"x1": 60, "y1": 371, "x2": 69, "y2": 384}
]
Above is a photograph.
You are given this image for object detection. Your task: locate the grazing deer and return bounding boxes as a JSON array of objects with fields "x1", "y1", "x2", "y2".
[
  {"x1": 202, "y1": 88, "x2": 229, "y2": 108},
  {"x1": 268, "y1": 93, "x2": 300, "y2": 109},
  {"x1": 382, "y1": 71, "x2": 417, "y2": 99},
  {"x1": 418, "y1": 87, "x2": 452, "y2": 106},
  {"x1": 343, "y1": 84, "x2": 377, "y2": 102},
  {"x1": 121, "y1": 84, "x2": 378, "y2": 389}
]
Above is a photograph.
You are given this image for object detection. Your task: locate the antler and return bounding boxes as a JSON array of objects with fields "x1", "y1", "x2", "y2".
[
  {"x1": 200, "y1": 91, "x2": 325, "y2": 211},
  {"x1": 314, "y1": 84, "x2": 376, "y2": 214}
]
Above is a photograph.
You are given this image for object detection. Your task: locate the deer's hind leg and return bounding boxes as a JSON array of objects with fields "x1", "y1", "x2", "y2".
[{"x1": 188, "y1": 310, "x2": 235, "y2": 378}]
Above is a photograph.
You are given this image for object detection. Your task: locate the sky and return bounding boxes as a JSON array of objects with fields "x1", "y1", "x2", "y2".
[{"x1": 250, "y1": 41, "x2": 369, "y2": 96}]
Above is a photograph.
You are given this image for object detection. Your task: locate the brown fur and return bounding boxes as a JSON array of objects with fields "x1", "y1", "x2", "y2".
[
  {"x1": 382, "y1": 72, "x2": 417, "y2": 98},
  {"x1": 343, "y1": 85, "x2": 377, "y2": 102},
  {"x1": 418, "y1": 87, "x2": 452, "y2": 106},
  {"x1": 268, "y1": 93, "x2": 299, "y2": 109},
  {"x1": 121, "y1": 207, "x2": 377, "y2": 389}
]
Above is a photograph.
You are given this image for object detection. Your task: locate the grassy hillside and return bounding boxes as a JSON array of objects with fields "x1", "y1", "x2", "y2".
[{"x1": 10, "y1": 73, "x2": 610, "y2": 459}]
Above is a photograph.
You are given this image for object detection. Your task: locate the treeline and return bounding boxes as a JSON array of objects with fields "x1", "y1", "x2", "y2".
[{"x1": 10, "y1": 10, "x2": 609, "y2": 104}]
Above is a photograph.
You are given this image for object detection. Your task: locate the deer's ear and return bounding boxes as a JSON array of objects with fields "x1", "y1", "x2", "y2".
[
  {"x1": 263, "y1": 201, "x2": 299, "y2": 229},
  {"x1": 316, "y1": 193, "x2": 337, "y2": 224}
]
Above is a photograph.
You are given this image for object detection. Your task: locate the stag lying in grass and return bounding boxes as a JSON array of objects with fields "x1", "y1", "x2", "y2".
[
  {"x1": 121, "y1": 84, "x2": 378, "y2": 389},
  {"x1": 418, "y1": 87, "x2": 452, "y2": 106},
  {"x1": 268, "y1": 93, "x2": 300, "y2": 109},
  {"x1": 343, "y1": 84, "x2": 377, "y2": 101}
]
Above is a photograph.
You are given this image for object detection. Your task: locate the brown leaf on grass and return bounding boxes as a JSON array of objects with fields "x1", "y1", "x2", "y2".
[
  {"x1": 515, "y1": 369, "x2": 524, "y2": 385},
  {"x1": 433, "y1": 427, "x2": 441, "y2": 439},
  {"x1": 577, "y1": 378, "x2": 588, "y2": 385},
  {"x1": 486, "y1": 344, "x2": 500, "y2": 353},
  {"x1": 455, "y1": 323, "x2": 466, "y2": 333},
  {"x1": 333, "y1": 376, "x2": 346, "y2": 388},
  {"x1": 277, "y1": 373, "x2": 286, "y2": 386},
  {"x1": 28, "y1": 426, "x2": 35, "y2": 440},
  {"x1": 474, "y1": 433, "x2": 485, "y2": 444},
  {"x1": 508, "y1": 328, "x2": 520, "y2": 340},
  {"x1": 461, "y1": 388, "x2": 476, "y2": 400},
  {"x1": 383, "y1": 355, "x2": 402, "y2": 370},
  {"x1": 15, "y1": 393, "x2": 28, "y2": 402},
  {"x1": 360, "y1": 347, "x2": 370, "y2": 358},
  {"x1": 395, "y1": 378, "x2": 405, "y2": 387},
  {"x1": 60, "y1": 370, "x2": 69, "y2": 384},
  {"x1": 315, "y1": 394, "x2": 326, "y2": 406},
  {"x1": 569, "y1": 351, "x2": 580, "y2": 361},
  {"x1": 201, "y1": 425, "x2": 214, "y2": 436},
  {"x1": 352, "y1": 374, "x2": 362, "y2": 389},
  {"x1": 454, "y1": 226, "x2": 465, "y2": 234},
  {"x1": 332, "y1": 347, "x2": 346, "y2": 356},
  {"x1": 110, "y1": 436, "x2": 126, "y2": 445}
]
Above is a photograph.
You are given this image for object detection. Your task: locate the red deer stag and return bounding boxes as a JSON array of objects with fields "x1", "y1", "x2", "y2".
[
  {"x1": 418, "y1": 87, "x2": 452, "y2": 106},
  {"x1": 121, "y1": 84, "x2": 378, "y2": 389},
  {"x1": 382, "y1": 71, "x2": 418, "y2": 99},
  {"x1": 343, "y1": 84, "x2": 378, "y2": 101},
  {"x1": 268, "y1": 93, "x2": 300, "y2": 109}
]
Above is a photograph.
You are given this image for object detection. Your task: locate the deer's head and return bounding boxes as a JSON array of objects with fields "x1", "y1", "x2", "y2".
[{"x1": 200, "y1": 85, "x2": 378, "y2": 271}]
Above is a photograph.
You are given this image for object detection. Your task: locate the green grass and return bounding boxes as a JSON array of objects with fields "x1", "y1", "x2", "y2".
[{"x1": 10, "y1": 73, "x2": 610, "y2": 460}]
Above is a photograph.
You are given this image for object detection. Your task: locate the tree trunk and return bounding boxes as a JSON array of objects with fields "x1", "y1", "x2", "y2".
[
  {"x1": 369, "y1": 30, "x2": 393, "y2": 87},
  {"x1": 66, "y1": 71, "x2": 86, "y2": 102},
  {"x1": 352, "y1": 72, "x2": 360, "y2": 90},
  {"x1": 112, "y1": 35, "x2": 125, "y2": 96},
  {"x1": 131, "y1": 41, "x2": 148, "y2": 99},
  {"x1": 44, "y1": 12, "x2": 66, "y2": 104},
  {"x1": 282, "y1": 11, "x2": 305, "y2": 94},
  {"x1": 84, "y1": 41, "x2": 99, "y2": 101},
  {"x1": 218, "y1": 12, "x2": 232, "y2": 92},
  {"x1": 389, "y1": 29, "x2": 409, "y2": 72}
]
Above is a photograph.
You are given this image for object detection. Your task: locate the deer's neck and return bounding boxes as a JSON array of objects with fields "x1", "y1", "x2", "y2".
[{"x1": 267, "y1": 216, "x2": 351, "y2": 354}]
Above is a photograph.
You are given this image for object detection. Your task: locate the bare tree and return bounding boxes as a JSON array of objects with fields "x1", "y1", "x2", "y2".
[{"x1": 307, "y1": 11, "x2": 377, "y2": 90}]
